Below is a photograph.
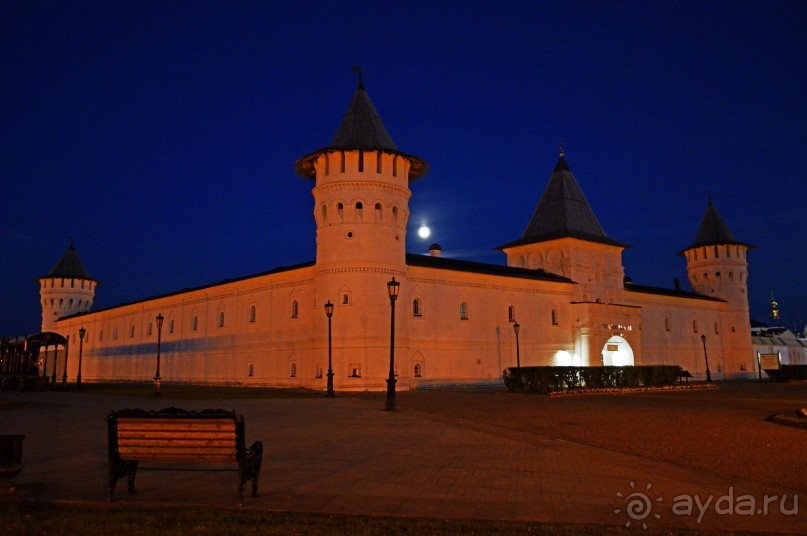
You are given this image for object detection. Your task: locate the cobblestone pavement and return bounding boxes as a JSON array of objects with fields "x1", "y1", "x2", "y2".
[{"x1": 1, "y1": 382, "x2": 804, "y2": 533}]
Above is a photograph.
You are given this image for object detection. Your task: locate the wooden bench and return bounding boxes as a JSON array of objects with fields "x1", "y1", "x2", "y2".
[{"x1": 106, "y1": 408, "x2": 263, "y2": 501}]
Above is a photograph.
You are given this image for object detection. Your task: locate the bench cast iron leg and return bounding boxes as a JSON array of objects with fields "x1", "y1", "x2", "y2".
[
  {"x1": 239, "y1": 441, "x2": 263, "y2": 498},
  {"x1": 108, "y1": 459, "x2": 139, "y2": 500}
]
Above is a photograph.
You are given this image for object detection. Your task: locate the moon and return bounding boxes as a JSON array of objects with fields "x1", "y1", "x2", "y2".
[{"x1": 417, "y1": 225, "x2": 431, "y2": 239}]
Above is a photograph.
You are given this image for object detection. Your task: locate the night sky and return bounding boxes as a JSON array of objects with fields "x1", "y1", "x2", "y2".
[{"x1": 3, "y1": 1, "x2": 805, "y2": 337}]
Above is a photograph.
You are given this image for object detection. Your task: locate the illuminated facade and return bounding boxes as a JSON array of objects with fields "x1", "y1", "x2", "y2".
[{"x1": 43, "y1": 80, "x2": 755, "y2": 389}]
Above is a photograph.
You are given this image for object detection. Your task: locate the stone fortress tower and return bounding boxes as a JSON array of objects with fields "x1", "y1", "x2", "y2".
[
  {"x1": 39, "y1": 241, "x2": 97, "y2": 332},
  {"x1": 293, "y1": 71, "x2": 427, "y2": 386},
  {"x1": 680, "y1": 198, "x2": 754, "y2": 370}
]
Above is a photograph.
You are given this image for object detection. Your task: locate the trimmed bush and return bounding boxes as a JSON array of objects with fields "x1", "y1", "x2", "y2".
[{"x1": 503, "y1": 365, "x2": 683, "y2": 394}]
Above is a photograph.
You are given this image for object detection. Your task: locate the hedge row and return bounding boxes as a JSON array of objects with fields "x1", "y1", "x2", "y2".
[
  {"x1": 503, "y1": 365, "x2": 683, "y2": 394},
  {"x1": 766, "y1": 365, "x2": 807, "y2": 382}
]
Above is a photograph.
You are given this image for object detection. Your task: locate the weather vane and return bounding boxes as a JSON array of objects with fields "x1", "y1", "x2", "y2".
[
  {"x1": 559, "y1": 140, "x2": 566, "y2": 158},
  {"x1": 351, "y1": 65, "x2": 364, "y2": 89}
]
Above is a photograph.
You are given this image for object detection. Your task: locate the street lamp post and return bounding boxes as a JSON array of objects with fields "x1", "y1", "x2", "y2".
[
  {"x1": 700, "y1": 334, "x2": 712, "y2": 383},
  {"x1": 154, "y1": 313, "x2": 164, "y2": 395},
  {"x1": 324, "y1": 300, "x2": 335, "y2": 398},
  {"x1": 385, "y1": 277, "x2": 400, "y2": 411},
  {"x1": 513, "y1": 322, "x2": 521, "y2": 368},
  {"x1": 76, "y1": 327, "x2": 86, "y2": 391}
]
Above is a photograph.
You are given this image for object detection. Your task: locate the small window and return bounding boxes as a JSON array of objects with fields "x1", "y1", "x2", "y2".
[
  {"x1": 358, "y1": 149, "x2": 364, "y2": 172},
  {"x1": 129, "y1": 325, "x2": 135, "y2": 338},
  {"x1": 192, "y1": 315, "x2": 198, "y2": 331},
  {"x1": 249, "y1": 305, "x2": 256, "y2": 323},
  {"x1": 148, "y1": 322, "x2": 153, "y2": 336},
  {"x1": 291, "y1": 300, "x2": 299, "y2": 318},
  {"x1": 169, "y1": 319, "x2": 175, "y2": 334},
  {"x1": 413, "y1": 298, "x2": 422, "y2": 317},
  {"x1": 342, "y1": 294, "x2": 349, "y2": 305},
  {"x1": 376, "y1": 150, "x2": 383, "y2": 173},
  {"x1": 714, "y1": 322, "x2": 719, "y2": 334},
  {"x1": 460, "y1": 302, "x2": 468, "y2": 320},
  {"x1": 70, "y1": 279, "x2": 74, "y2": 288},
  {"x1": 693, "y1": 320, "x2": 699, "y2": 333},
  {"x1": 508, "y1": 305, "x2": 515, "y2": 322},
  {"x1": 290, "y1": 363, "x2": 297, "y2": 377},
  {"x1": 248, "y1": 363, "x2": 254, "y2": 377},
  {"x1": 218, "y1": 311, "x2": 225, "y2": 328},
  {"x1": 113, "y1": 327, "x2": 118, "y2": 340},
  {"x1": 551, "y1": 309, "x2": 559, "y2": 325},
  {"x1": 414, "y1": 363, "x2": 422, "y2": 377},
  {"x1": 337, "y1": 203, "x2": 344, "y2": 221},
  {"x1": 392, "y1": 206, "x2": 398, "y2": 224},
  {"x1": 99, "y1": 329, "x2": 104, "y2": 342},
  {"x1": 61, "y1": 278, "x2": 64, "y2": 287},
  {"x1": 375, "y1": 203, "x2": 382, "y2": 222},
  {"x1": 665, "y1": 318, "x2": 671, "y2": 332}
]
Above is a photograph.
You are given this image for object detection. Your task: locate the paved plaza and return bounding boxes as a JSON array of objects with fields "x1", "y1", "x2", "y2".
[{"x1": 1, "y1": 382, "x2": 804, "y2": 533}]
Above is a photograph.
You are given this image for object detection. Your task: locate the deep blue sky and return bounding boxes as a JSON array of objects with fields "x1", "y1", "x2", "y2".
[{"x1": 2, "y1": 1, "x2": 805, "y2": 337}]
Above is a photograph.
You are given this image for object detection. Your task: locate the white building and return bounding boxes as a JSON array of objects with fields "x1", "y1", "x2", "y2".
[{"x1": 38, "y1": 80, "x2": 756, "y2": 389}]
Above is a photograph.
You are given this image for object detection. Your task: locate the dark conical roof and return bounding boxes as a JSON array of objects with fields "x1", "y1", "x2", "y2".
[
  {"x1": 329, "y1": 84, "x2": 398, "y2": 151},
  {"x1": 42, "y1": 242, "x2": 95, "y2": 281},
  {"x1": 498, "y1": 157, "x2": 629, "y2": 250},
  {"x1": 295, "y1": 79, "x2": 428, "y2": 181},
  {"x1": 681, "y1": 198, "x2": 753, "y2": 252}
]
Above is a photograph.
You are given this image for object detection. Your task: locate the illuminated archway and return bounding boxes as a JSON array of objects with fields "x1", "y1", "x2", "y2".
[{"x1": 601, "y1": 335, "x2": 634, "y2": 366}]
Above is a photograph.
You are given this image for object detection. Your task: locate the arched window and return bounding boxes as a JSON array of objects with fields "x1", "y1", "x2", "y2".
[
  {"x1": 249, "y1": 305, "x2": 256, "y2": 323},
  {"x1": 337, "y1": 202, "x2": 344, "y2": 221},
  {"x1": 321, "y1": 205, "x2": 327, "y2": 224},
  {"x1": 130, "y1": 325, "x2": 135, "y2": 338},
  {"x1": 693, "y1": 320, "x2": 699, "y2": 333},
  {"x1": 291, "y1": 300, "x2": 299, "y2": 318},
  {"x1": 192, "y1": 316, "x2": 198, "y2": 331},
  {"x1": 358, "y1": 150, "x2": 364, "y2": 172},
  {"x1": 414, "y1": 363, "x2": 422, "y2": 377},
  {"x1": 392, "y1": 206, "x2": 398, "y2": 224},
  {"x1": 508, "y1": 305, "x2": 515, "y2": 322},
  {"x1": 340, "y1": 151, "x2": 345, "y2": 173},
  {"x1": 460, "y1": 302, "x2": 468, "y2": 320},
  {"x1": 356, "y1": 201, "x2": 363, "y2": 222},
  {"x1": 551, "y1": 309, "x2": 559, "y2": 325},
  {"x1": 218, "y1": 311, "x2": 225, "y2": 328},
  {"x1": 169, "y1": 319, "x2": 175, "y2": 334},
  {"x1": 665, "y1": 317, "x2": 671, "y2": 332},
  {"x1": 413, "y1": 299, "x2": 422, "y2": 317},
  {"x1": 148, "y1": 322, "x2": 153, "y2": 336},
  {"x1": 290, "y1": 363, "x2": 297, "y2": 377},
  {"x1": 375, "y1": 203, "x2": 382, "y2": 222}
]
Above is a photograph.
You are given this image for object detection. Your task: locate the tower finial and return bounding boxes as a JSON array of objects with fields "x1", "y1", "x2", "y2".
[
  {"x1": 559, "y1": 140, "x2": 565, "y2": 158},
  {"x1": 351, "y1": 65, "x2": 364, "y2": 90}
]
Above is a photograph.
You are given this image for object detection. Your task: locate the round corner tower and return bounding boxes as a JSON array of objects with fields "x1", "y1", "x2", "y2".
[
  {"x1": 292, "y1": 73, "x2": 427, "y2": 389},
  {"x1": 680, "y1": 197, "x2": 753, "y2": 374},
  {"x1": 39, "y1": 241, "x2": 98, "y2": 332}
]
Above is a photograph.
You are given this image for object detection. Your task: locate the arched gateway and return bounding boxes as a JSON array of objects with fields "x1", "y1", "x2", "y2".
[{"x1": 601, "y1": 335, "x2": 634, "y2": 366}]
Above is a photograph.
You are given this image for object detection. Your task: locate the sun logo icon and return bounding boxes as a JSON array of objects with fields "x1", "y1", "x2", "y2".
[{"x1": 614, "y1": 481, "x2": 663, "y2": 529}]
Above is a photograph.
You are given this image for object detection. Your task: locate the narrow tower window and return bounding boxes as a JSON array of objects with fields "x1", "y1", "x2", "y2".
[
  {"x1": 358, "y1": 150, "x2": 364, "y2": 172},
  {"x1": 356, "y1": 202, "x2": 363, "y2": 222},
  {"x1": 218, "y1": 311, "x2": 225, "y2": 328},
  {"x1": 337, "y1": 203, "x2": 344, "y2": 222},
  {"x1": 508, "y1": 305, "x2": 515, "y2": 322},
  {"x1": 392, "y1": 155, "x2": 398, "y2": 177},
  {"x1": 291, "y1": 300, "x2": 299, "y2": 318},
  {"x1": 340, "y1": 151, "x2": 345, "y2": 173},
  {"x1": 376, "y1": 150, "x2": 382, "y2": 173},
  {"x1": 551, "y1": 309, "x2": 559, "y2": 325},
  {"x1": 460, "y1": 302, "x2": 468, "y2": 320},
  {"x1": 375, "y1": 203, "x2": 382, "y2": 222},
  {"x1": 249, "y1": 306, "x2": 256, "y2": 323},
  {"x1": 413, "y1": 299, "x2": 422, "y2": 317}
]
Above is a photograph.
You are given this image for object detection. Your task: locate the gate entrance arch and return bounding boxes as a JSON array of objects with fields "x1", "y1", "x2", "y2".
[{"x1": 601, "y1": 335, "x2": 634, "y2": 366}]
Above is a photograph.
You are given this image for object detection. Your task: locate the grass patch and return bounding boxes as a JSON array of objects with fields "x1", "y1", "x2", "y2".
[
  {"x1": 77, "y1": 382, "x2": 321, "y2": 400},
  {"x1": 0, "y1": 498, "x2": 745, "y2": 536}
]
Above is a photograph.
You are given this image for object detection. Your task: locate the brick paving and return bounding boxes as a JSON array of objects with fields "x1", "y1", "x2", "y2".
[{"x1": 1, "y1": 383, "x2": 804, "y2": 533}]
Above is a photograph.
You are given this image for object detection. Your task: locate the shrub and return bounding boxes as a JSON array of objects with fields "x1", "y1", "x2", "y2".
[{"x1": 503, "y1": 365, "x2": 683, "y2": 393}]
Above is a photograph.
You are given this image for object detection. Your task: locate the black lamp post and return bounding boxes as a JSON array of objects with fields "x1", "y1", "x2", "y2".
[
  {"x1": 76, "y1": 327, "x2": 86, "y2": 391},
  {"x1": 154, "y1": 313, "x2": 164, "y2": 395},
  {"x1": 513, "y1": 322, "x2": 521, "y2": 368},
  {"x1": 385, "y1": 277, "x2": 400, "y2": 411},
  {"x1": 324, "y1": 300, "x2": 335, "y2": 398},
  {"x1": 700, "y1": 334, "x2": 712, "y2": 383}
]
